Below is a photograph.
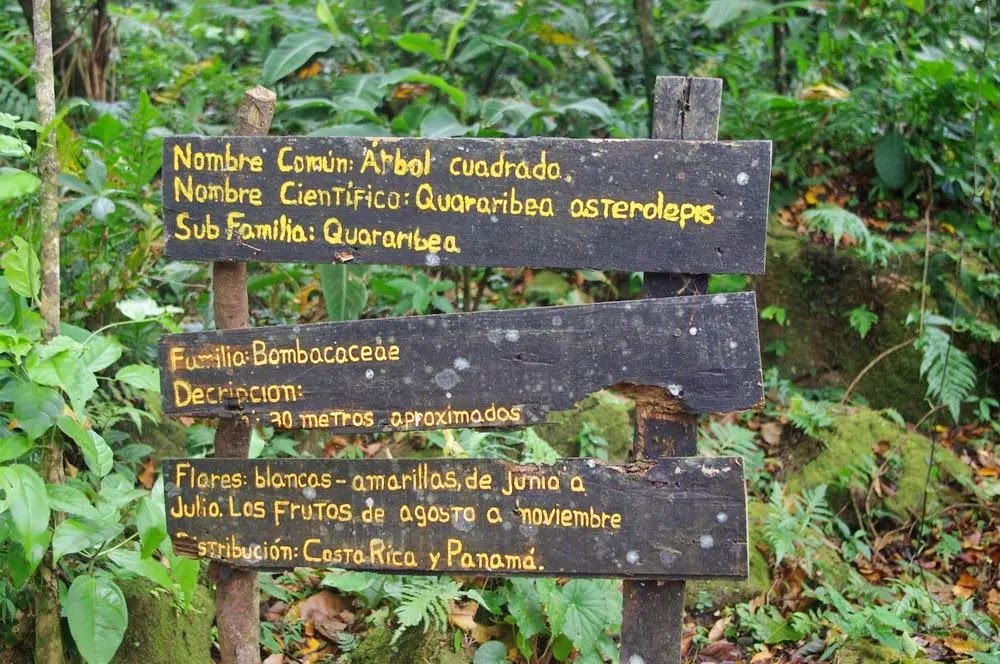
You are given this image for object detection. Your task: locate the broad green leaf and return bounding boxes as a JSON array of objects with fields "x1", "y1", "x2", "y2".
[
  {"x1": 106, "y1": 549, "x2": 173, "y2": 590},
  {"x1": 171, "y1": 555, "x2": 200, "y2": 610},
  {"x1": 874, "y1": 132, "x2": 909, "y2": 190},
  {"x1": 395, "y1": 33, "x2": 445, "y2": 61},
  {"x1": 262, "y1": 30, "x2": 336, "y2": 84},
  {"x1": 0, "y1": 134, "x2": 29, "y2": 157},
  {"x1": 57, "y1": 415, "x2": 114, "y2": 477},
  {"x1": 2, "y1": 464, "x2": 50, "y2": 571},
  {"x1": 701, "y1": 0, "x2": 773, "y2": 29},
  {"x1": 81, "y1": 335, "x2": 123, "y2": 372},
  {"x1": 1, "y1": 236, "x2": 41, "y2": 299},
  {"x1": 115, "y1": 364, "x2": 160, "y2": 393},
  {"x1": 47, "y1": 483, "x2": 102, "y2": 521},
  {"x1": 0, "y1": 168, "x2": 40, "y2": 202},
  {"x1": 474, "y1": 641, "x2": 509, "y2": 664},
  {"x1": 420, "y1": 107, "x2": 469, "y2": 138},
  {"x1": 53, "y1": 517, "x2": 120, "y2": 562},
  {"x1": 26, "y1": 339, "x2": 97, "y2": 416},
  {"x1": 0, "y1": 434, "x2": 32, "y2": 461},
  {"x1": 504, "y1": 579, "x2": 546, "y2": 640},
  {"x1": 115, "y1": 297, "x2": 180, "y2": 321},
  {"x1": 66, "y1": 575, "x2": 128, "y2": 664},
  {"x1": 12, "y1": 382, "x2": 63, "y2": 439},
  {"x1": 904, "y1": 0, "x2": 925, "y2": 12},
  {"x1": 549, "y1": 580, "x2": 611, "y2": 652},
  {"x1": 319, "y1": 264, "x2": 368, "y2": 321},
  {"x1": 0, "y1": 276, "x2": 15, "y2": 325},
  {"x1": 134, "y1": 496, "x2": 166, "y2": 558},
  {"x1": 553, "y1": 98, "x2": 614, "y2": 124}
]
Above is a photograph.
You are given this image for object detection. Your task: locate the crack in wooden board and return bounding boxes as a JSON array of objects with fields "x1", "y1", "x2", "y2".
[
  {"x1": 159, "y1": 292, "x2": 763, "y2": 432},
  {"x1": 162, "y1": 136, "x2": 771, "y2": 273},
  {"x1": 164, "y1": 457, "x2": 748, "y2": 578}
]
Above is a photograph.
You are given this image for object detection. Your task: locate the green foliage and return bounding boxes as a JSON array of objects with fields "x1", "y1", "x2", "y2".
[
  {"x1": 847, "y1": 305, "x2": 879, "y2": 339},
  {"x1": 698, "y1": 420, "x2": 770, "y2": 491},
  {"x1": 917, "y1": 316, "x2": 977, "y2": 422},
  {"x1": 499, "y1": 577, "x2": 620, "y2": 662},
  {"x1": 786, "y1": 395, "x2": 835, "y2": 437},
  {"x1": 762, "y1": 483, "x2": 833, "y2": 575}
]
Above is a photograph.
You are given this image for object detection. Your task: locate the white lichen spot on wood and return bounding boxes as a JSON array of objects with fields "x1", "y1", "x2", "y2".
[
  {"x1": 365, "y1": 369, "x2": 374, "y2": 379},
  {"x1": 453, "y1": 357, "x2": 470, "y2": 371},
  {"x1": 434, "y1": 368, "x2": 459, "y2": 390},
  {"x1": 701, "y1": 464, "x2": 722, "y2": 477},
  {"x1": 712, "y1": 294, "x2": 728, "y2": 304},
  {"x1": 629, "y1": 655, "x2": 646, "y2": 664},
  {"x1": 626, "y1": 550, "x2": 640, "y2": 564},
  {"x1": 303, "y1": 486, "x2": 317, "y2": 500},
  {"x1": 716, "y1": 512, "x2": 729, "y2": 523},
  {"x1": 689, "y1": 326, "x2": 698, "y2": 335},
  {"x1": 504, "y1": 329, "x2": 520, "y2": 342},
  {"x1": 700, "y1": 535, "x2": 715, "y2": 549},
  {"x1": 736, "y1": 171, "x2": 750, "y2": 186},
  {"x1": 425, "y1": 253, "x2": 441, "y2": 267}
]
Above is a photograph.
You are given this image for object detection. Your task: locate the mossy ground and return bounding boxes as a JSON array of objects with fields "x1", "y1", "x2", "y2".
[
  {"x1": 347, "y1": 626, "x2": 470, "y2": 664},
  {"x1": 112, "y1": 577, "x2": 214, "y2": 664},
  {"x1": 535, "y1": 390, "x2": 634, "y2": 460},
  {"x1": 756, "y1": 222, "x2": 926, "y2": 421},
  {"x1": 784, "y1": 406, "x2": 972, "y2": 521}
]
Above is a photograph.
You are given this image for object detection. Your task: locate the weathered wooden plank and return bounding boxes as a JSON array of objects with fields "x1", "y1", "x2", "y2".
[
  {"x1": 159, "y1": 292, "x2": 763, "y2": 431},
  {"x1": 162, "y1": 135, "x2": 771, "y2": 273},
  {"x1": 624, "y1": 75, "x2": 727, "y2": 664},
  {"x1": 163, "y1": 457, "x2": 748, "y2": 578}
]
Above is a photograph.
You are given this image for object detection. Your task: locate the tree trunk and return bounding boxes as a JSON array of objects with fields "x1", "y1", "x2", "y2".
[
  {"x1": 32, "y1": 0, "x2": 65, "y2": 662},
  {"x1": 19, "y1": 0, "x2": 114, "y2": 101}
]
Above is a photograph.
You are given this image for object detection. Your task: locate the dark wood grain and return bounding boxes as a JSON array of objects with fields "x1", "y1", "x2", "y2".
[
  {"x1": 159, "y1": 292, "x2": 763, "y2": 431},
  {"x1": 162, "y1": 135, "x2": 770, "y2": 273},
  {"x1": 623, "y1": 75, "x2": 729, "y2": 664},
  {"x1": 164, "y1": 457, "x2": 748, "y2": 578}
]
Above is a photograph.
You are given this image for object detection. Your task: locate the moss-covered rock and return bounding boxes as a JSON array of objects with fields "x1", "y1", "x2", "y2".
[
  {"x1": 687, "y1": 499, "x2": 771, "y2": 610},
  {"x1": 785, "y1": 406, "x2": 972, "y2": 521},
  {"x1": 832, "y1": 639, "x2": 935, "y2": 664},
  {"x1": 112, "y1": 577, "x2": 214, "y2": 664},
  {"x1": 755, "y1": 222, "x2": 926, "y2": 421},
  {"x1": 535, "y1": 390, "x2": 634, "y2": 460},
  {"x1": 348, "y1": 626, "x2": 470, "y2": 664}
]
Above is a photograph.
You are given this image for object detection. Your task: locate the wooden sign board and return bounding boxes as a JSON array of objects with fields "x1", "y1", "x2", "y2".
[
  {"x1": 162, "y1": 136, "x2": 771, "y2": 273},
  {"x1": 164, "y1": 457, "x2": 748, "y2": 578},
  {"x1": 159, "y1": 292, "x2": 762, "y2": 432}
]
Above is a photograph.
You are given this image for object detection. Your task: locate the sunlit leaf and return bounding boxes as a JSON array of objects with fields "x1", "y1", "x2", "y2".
[
  {"x1": 66, "y1": 575, "x2": 127, "y2": 664},
  {"x1": 262, "y1": 30, "x2": 336, "y2": 84}
]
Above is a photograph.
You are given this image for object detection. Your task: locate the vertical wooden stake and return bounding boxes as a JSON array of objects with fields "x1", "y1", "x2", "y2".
[
  {"x1": 210, "y1": 85, "x2": 276, "y2": 664},
  {"x1": 621, "y1": 76, "x2": 722, "y2": 664}
]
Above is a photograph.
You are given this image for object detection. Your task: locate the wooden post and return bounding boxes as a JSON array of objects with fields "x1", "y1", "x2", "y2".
[
  {"x1": 621, "y1": 76, "x2": 722, "y2": 664},
  {"x1": 210, "y1": 85, "x2": 276, "y2": 664}
]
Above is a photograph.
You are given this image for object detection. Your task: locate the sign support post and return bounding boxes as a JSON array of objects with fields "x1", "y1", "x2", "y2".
[
  {"x1": 210, "y1": 85, "x2": 275, "y2": 664},
  {"x1": 621, "y1": 76, "x2": 723, "y2": 664}
]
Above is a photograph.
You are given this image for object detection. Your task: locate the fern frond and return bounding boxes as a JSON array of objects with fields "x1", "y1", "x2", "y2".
[
  {"x1": 918, "y1": 324, "x2": 976, "y2": 422},
  {"x1": 802, "y1": 204, "x2": 870, "y2": 249}
]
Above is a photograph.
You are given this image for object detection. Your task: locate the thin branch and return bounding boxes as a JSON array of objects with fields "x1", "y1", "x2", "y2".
[{"x1": 839, "y1": 338, "x2": 916, "y2": 405}]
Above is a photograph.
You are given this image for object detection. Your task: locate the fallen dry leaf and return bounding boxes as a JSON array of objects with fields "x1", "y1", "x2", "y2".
[
  {"x1": 262, "y1": 655, "x2": 284, "y2": 664},
  {"x1": 698, "y1": 639, "x2": 741, "y2": 661},
  {"x1": 759, "y1": 422, "x2": 783, "y2": 446},
  {"x1": 708, "y1": 616, "x2": 731, "y2": 642},
  {"x1": 750, "y1": 647, "x2": 773, "y2": 663}
]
